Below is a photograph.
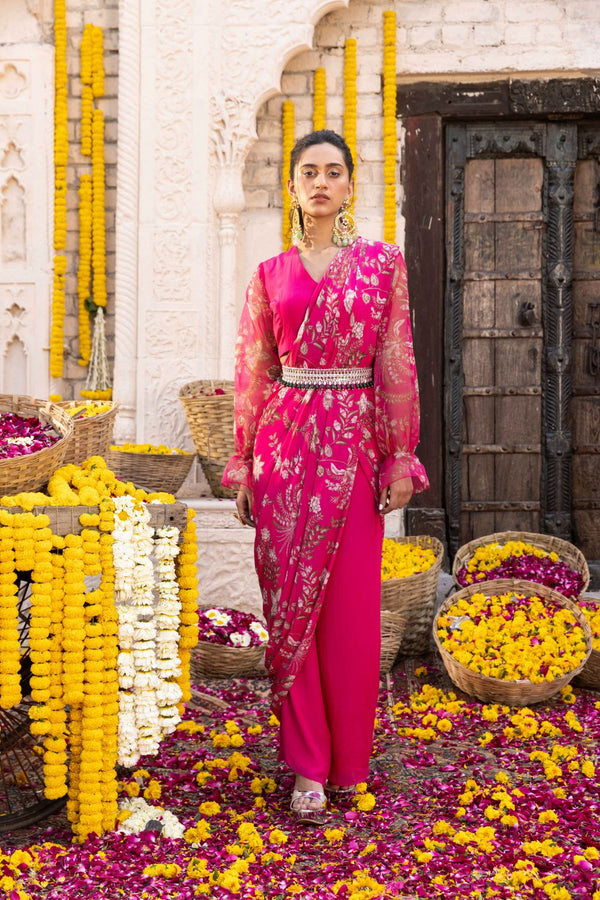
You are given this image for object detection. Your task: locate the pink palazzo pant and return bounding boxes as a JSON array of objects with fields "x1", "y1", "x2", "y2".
[{"x1": 278, "y1": 464, "x2": 383, "y2": 786}]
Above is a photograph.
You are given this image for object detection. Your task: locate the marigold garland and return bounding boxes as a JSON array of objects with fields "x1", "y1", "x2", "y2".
[
  {"x1": 175, "y1": 508, "x2": 199, "y2": 705},
  {"x1": 382, "y1": 10, "x2": 397, "y2": 243},
  {"x1": 313, "y1": 67, "x2": 326, "y2": 131},
  {"x1": 0, "y1": 527, "x2": 20, "y2": 709},
  {"x1": 50, "y1": 0, "x2": 68, "y2": 380},
  {"x1": 77, "y1": 175, "x2": 93, "y2": 366},
  {"x1": 281, "y1": 100, "x2": 295, "y2": 251},
  {"x1": 0, "y1": 461, "x2": 197, "y2": 839},
  {"x1": 343, "y1": 38, "x2": 357, "y2": 203},
  {"x1": 91, "y1": 109, "x2": 107, "y2": 310}
]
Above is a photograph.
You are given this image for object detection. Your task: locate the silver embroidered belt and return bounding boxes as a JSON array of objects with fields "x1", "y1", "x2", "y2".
[{"x1": 278, "y1": 365, "x2": 374, "y2": 389}]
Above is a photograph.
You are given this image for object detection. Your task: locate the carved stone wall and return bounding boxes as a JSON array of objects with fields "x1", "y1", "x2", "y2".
[{"x1": 0, "y1": 45, "x2": 53, "y2": 396}]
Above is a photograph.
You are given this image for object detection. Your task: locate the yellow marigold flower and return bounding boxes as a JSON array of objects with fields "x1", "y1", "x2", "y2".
[
  {"x1": 143, "y1": 779, "x2": 161, "y2": 800},
  {"x1": 355, "y1": 792, "x2": 376, "y2": 812},
  {"x1": 184, "y1": 820, "x2": 211, "y2": 843},
  {"x1": 413, "y1": 850, "x2": 433, "y2": 863},
  {"x1": 198, "y1": 801, "x2": 220, "y2": 817},
  {"x1": 455, "y1": 807, "x2": 467, "y2": 818},
  {"x1": 247, "y1": 724, "x2": 262, "y2": 735},
  {"x1": 324, "y1": 827, "x2": 345, "y2": 843},
  {"x1": 268, "y1": 828, "x2": 288, "y2": 845},
  {"x1": 268, "y1": 714, "x2": 279, "y2": 726},
  {"x1": 581, "y1": 759, "x2": 596, "y2": 778}
]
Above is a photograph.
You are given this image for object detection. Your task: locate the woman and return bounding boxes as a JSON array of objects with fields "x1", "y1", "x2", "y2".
[{"x1": 222, "y1": 130, "x2": 428, "y2": 824}]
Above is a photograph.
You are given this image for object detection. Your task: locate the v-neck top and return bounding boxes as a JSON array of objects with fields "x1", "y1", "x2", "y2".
[{"x1": 259, "y1": 246, "x2": 326, "y2": 361}]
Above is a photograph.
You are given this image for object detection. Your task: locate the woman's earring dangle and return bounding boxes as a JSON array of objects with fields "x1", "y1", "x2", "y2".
[
  {"x1": 332, "y1": 199, "x2": 358, "y2": 247},
  {"x1": 290, "y1": 198, "x2": 304, "y2": 246}
]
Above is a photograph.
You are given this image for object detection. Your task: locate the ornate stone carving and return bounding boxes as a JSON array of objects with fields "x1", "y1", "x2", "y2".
[
  {"x1": 510, "y1": 79, "x2": 600, "y2": 115},
  {"x1": 1, "y1": 176, "x2": 26, "y2": 264},
  {"x1": 0, "y1": 48, "x2": 50, "y2": 398},
  {"x1": 0, "y1": 63, "x2": 27, "y2": 100}
]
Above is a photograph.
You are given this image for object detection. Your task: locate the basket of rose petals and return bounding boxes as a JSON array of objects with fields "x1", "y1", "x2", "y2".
[
  {"x1": 453, "y1": 531, "x2": 588, "y2": 600},
  {"x1": 0, "y1": 395, "x2": 73, "y2": 495},
  {"x1": 191, "y1": 607, "x2": 267, "y2": 678},
  {"x1": 573, "y1": 595, "x2": 600, "y2": 690},
  {"x1": 433, "y1": 579, "x2": 593, "y2": 706},
  {"x1": 381, "y1": 536, "x2": 444, "y2": 655},
  {"x1": 59, "y1": 399, "x2": 119, "y2": 466}
]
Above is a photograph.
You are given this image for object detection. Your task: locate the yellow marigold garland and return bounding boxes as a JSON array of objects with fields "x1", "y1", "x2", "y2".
[
  {"x1": 343, "y1": 38, "x2": 357, "y2": 202},
  {"x1": 77, "y1": 175, "x2": 93, "y2": 366},
  {"x1": 98, "y1": 501, "x2": 119, "y2": 832},
  {"x1": 382, "y1": 10, "x2": 397, "y2": 243},
  {"x1": 176, "y1": 508, "x2": 200, "y2": 705},
  {"x1": 0, "y1": 486, "x2": 197, "y2": 838},
  {"x1": 80, "y1": 24, "x2": 94, "y2": 157},
  {"x1": 0, "y1": 526, "x2": 20, "y2": 709},
  {"x1": 50, "y1": 0, "x2": 68, "y2": 379},
  {"x1": 91, "y1": 108, "x2": 107, "y2": 309},
  {"x1": 281, "y1": 100, "x2": 295, "y2": 251},
  {"x1": 313, "y1": 67, "x2": 326, "y2": 131}
]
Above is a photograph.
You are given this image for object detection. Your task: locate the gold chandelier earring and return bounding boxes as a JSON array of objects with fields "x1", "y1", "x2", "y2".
[
  {"x1": 290, "y1": 198, "x2": 304, "y2": 246},
  {"x1": 332, "y1": 199, "x2": 357, "y2": 246}
]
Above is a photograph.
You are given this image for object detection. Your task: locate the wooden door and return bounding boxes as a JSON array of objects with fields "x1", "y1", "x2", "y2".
[
  {"x1": 445, "y1": 123, "x2": 575, "y2": 554},
  {"x1": 573, "y1": 125, "x2": 600, "y2": 559}
]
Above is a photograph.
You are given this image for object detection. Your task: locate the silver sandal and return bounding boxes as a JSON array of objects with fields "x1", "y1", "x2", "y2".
[{"x1": 290, "y1": 789, "x2": 328, "y2": 825}]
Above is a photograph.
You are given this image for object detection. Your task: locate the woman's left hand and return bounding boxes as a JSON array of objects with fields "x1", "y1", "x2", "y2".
[{"x1": 379, "y1": 476, "x2": 413, "y2": 514}]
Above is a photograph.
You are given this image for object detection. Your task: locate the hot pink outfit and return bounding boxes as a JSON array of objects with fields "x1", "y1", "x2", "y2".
[{"x1": 223, "y1": 238, "x2": 428, "y2": 785}]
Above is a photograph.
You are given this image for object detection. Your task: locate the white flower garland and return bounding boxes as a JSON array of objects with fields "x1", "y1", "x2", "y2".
[
  {"x1": 112, "y1": 499, "x2": 183, "y2": 767},
  {"x1": 117, "y1": 797, "x2": 185, "y2": 840},
  {"x1": 154, "y1": 525, "x2": 183, "y2": 733}
]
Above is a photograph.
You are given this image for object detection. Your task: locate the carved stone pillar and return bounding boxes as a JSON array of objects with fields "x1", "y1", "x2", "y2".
[
  {"x1": 210, "y1": 96, "x2": 256, "y2": 379},
  {"x1": 213, "y1": 169, "x2": 245, "y2": 379}
]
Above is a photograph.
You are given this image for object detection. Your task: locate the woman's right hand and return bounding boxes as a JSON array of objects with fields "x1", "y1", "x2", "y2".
[{"x1": 236, "y1": 485, "x2": 255, "y2": 528}]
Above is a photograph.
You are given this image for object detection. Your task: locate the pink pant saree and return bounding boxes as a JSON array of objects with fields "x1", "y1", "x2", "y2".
[{"x1": 223, "y1": 239, "x2": 429, "y2": 726}]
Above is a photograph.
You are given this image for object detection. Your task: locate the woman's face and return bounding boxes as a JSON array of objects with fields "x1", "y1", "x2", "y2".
[{"x1": 289, "y1": 142, "x2": 353, "y2": 219}]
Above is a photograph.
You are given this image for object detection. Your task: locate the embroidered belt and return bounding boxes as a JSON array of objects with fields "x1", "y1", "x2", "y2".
[{"x1": 279, "y1": 365, "x2": 374, "y2": 389}]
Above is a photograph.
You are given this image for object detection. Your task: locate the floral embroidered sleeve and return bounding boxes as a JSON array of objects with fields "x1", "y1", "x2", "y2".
[
  {"x1": 374, "y1": 251, "x2": 429, "y2": 494},
  {"x1": 222, "y1": 266, "x2": 281, "y2": 490}
]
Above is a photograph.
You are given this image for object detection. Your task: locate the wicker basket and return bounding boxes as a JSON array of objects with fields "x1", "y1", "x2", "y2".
[
  {"x1": 573, "y1": 594, "x2": 600, "y2": 691},
  {"x1": 179, "y1": 380, "x2": 236, "y2": 499},
  {"x1": 58, "y1": 400, "x2": 119, "y2": 466},
  {"x1": 190, "y1": 641, "x2": 266, "y2": 679},
  {"x1": 0, "y1": 395, "x2": 73, "y2": 495},
  {"x1": 452, "y1": 531, "x2": 589, "y2": 598},
  {"x1": 106, "y1": 448, "x2": 195, "y2": 495},
  {"x1": 380, "y1": 609, "x2": 408, "y2": 674},
  {"x1": 380, "y1": 535, "x2": 444, "y2": 655},
  {"x1": 433, "y1": 579, "x2": 593, "y2": 706}
]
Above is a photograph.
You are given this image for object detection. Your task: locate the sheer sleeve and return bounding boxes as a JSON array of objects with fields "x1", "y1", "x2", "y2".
[
  {"x1": 374, "y1": 251, "x2": 429, "y2": 494},
  {"x1": 222, "y1": 265, "x2": 281, "y2": 490}
]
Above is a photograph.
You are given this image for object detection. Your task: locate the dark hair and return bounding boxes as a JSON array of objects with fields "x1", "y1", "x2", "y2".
[{"x1": 289, "y1": 129, "x2": 354, "y2": 182}]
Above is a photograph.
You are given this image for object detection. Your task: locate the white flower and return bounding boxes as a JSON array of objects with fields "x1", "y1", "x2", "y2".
[
  {"x1": 230, "y1": 631, "x2": 251, "y2": 648},
  {"x1": 205, "y1": 608, "x2": 231, "y2": 626},
  {"x1": 249, "y1": 621, "x2": 269, "y2": 643}
]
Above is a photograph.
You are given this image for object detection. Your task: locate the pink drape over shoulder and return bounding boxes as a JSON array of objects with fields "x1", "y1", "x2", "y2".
[{"x1": 223, "y1": 238, "x2": 428, "y2": 713}]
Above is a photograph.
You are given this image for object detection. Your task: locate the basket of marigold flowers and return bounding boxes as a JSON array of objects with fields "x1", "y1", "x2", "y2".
[
  {"x1": 191, "y1": 607, "x2": 267, "y2": 678},
  {"x1": 433, "y1": 579, "x2": 593, "y2": 706},
  {"x1": 106, "y1": 442, "x2": 194, "y2": 495},
  {"x1": 573, "y1": 594, "x2": 600, "y2": 690},
  {"x1": 380, "y1": 536, "x2": 444, "y2": 655},
  {"x1": 453, "y1": 531, "x2": 589, "y2": 600}
]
